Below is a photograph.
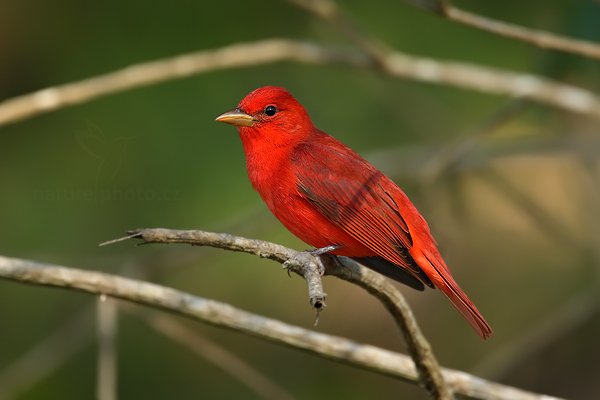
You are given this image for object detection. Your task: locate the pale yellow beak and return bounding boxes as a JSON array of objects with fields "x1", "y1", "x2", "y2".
[{"x1": 215, "y1": 108, "x2": 256, "y2": 127}]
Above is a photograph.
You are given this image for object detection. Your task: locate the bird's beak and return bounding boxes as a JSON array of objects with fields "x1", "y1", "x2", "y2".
[{"x1": 215, "y1": 108, "x2": 256, "y2": 127}]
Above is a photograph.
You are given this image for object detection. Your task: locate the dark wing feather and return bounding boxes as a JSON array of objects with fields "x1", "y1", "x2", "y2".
[{"x1": 353, "y1": 257, "x2": 426, "y2": 290}]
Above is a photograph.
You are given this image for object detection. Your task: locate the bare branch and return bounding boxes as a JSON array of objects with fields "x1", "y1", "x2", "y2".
[
  {"x1": 116, "y1": 228, "x2": 451, "y2": 399},
  {"x1": 287, "y1": 0, "x2": 390, "y2": 64},
  {"x1": 295, "y1": 0, "x2": 600, "y2": 118},
  {"x1": 102, "y1": 228, "x2": 328, "y2": 311},
  {"x1": 442, "y1": 5, "x2": 600, "y2": 61},
  {"x1": 0, "y1": 255, "x2": 563, "y2": 400},
  {"x1": 325, "y1": 256, "x2": 453, "y2": 399},
  {"x1": 0, "y1": 40, "x2": 364, "y2": 127},
  {"x1": 404, "y1": 1, "x2": 600, "y2": 61},
  {"x1": 289, "y1": 0, "x2": 600, "y2": 121},
  {"x1": 381, "y1": 51, "x2": 600, "y2": 118},
  {"x1": 2, "y1": 39, "x2": 600, "y2": 129}
]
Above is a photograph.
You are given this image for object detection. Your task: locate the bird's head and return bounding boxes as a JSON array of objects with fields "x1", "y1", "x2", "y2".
[{"x1": 216, "y1": 86, "x2": 315, "y2": 148}]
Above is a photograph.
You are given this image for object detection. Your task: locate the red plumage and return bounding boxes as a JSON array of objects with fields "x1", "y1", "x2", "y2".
[{"x1": 216, "y1": 86, "x2": 492, "y2": 339}]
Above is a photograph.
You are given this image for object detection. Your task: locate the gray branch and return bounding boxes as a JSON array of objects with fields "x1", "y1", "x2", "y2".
[
  {"x1": 111, "y1": 228, "x2": 450, "y2": 399},
  {"x1": 2, "y1": 39, "x2": 600, "y2": 128},
  {"x1": 0, "y1": 253, "x2": 562, "y2": 400},
  {"x1": 406, "y1": 0, "x2": 600, "y2": 60}
]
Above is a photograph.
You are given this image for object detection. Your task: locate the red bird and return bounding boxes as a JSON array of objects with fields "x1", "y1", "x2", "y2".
[{"x1": 216, "y1": 86, "x2": 492, "y2": 339}]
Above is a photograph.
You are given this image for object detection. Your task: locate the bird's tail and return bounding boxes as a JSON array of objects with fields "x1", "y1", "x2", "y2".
[{"x1": 411, "y1": 247, "x2": 493, "y2": 340}]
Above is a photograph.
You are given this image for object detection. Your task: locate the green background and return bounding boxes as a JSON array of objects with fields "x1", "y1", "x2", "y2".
[{"x1": 1, "y1": 0, "x2": 599, "y2": 399}]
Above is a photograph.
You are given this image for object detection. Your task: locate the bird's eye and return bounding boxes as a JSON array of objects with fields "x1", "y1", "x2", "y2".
[{"x1": 264, "y1": 105, "x2": 277, "y2": 116}]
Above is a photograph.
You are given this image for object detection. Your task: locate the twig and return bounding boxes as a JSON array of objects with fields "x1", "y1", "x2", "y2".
[
  {"x1": 405, "y1": 1, "x2": 600, "y2": 61},
  {"x1": 101, "y1": 229, "x2": 328, "y2": 312},
  {"x1": 0, "y1": 255, "x2": 563, "y2": 400},
  {"x1": 290, "y1": 0, "x2": 600, "y2": 124},
  {"x1": 287, "y1": 0, "x2": 390, "y2": 64},
  {"x1": 444, "y1": 6, "x2": 600, "y2": 61},
  {"x1": 2, "y1": 39, "x2": 600, "y2": 129}
]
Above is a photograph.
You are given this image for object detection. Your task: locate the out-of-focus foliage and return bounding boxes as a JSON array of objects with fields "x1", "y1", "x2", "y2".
[{"x1": 1, "y1": 0, "x2": 599, "y2": 399}]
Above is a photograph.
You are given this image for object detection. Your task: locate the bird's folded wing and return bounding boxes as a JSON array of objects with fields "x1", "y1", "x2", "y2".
[{"x1": 294, "y1": 144, "x2": 426, "y2": 281}]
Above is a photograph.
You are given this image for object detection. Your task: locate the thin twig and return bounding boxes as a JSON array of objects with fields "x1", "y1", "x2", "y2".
[
  {"x1": 405, "y1": 1, "x2": 600, "y2": 61},
  {"x1": 287, "y1": 0, "x2": 390, "y2": 65},
  {"x1": 445, "y1": 6, "x2": 600, "y2": 61},
  {"x1": 102, "y1": 229, "x2": 328, "y2": 312},
  {"x1": 290, "y1": 0, "x2": 600, "y2": 127},
  {"x1": 2, "y1": 39, "x2": 600, "y2": 128},
  {"x1": 0, "y1": 255, "x2": 563, "y2": 400}
]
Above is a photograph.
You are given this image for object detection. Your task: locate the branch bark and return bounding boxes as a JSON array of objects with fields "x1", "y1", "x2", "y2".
[
  {"x1": 0, "y1": 254, "x2": 562, "y2": 400},
  {"x1": 405, "y1": 0, "x2": 600, "y2": 61},
  {"x1": 445, "y1": 7, "x2": 600, "y2": 60},
  {"x1": 2, "y1": 39, "x2": 600, "y2": 129},
  {"x1": 110, "y1": 228, "x2": 452, "y2": 399},
  {"x1": 324, "y1": 256, "x2": 452, "y2": 399}
]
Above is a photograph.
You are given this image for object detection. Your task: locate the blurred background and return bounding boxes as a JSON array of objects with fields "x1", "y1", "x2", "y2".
[{"x1": 1, "y1": 0, "x2": 599, "y2": 399}]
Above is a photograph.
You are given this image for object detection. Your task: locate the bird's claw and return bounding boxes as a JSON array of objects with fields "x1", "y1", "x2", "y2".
[
  {"x1": 283, "y1": 244, "x2": 341, "y2": 277},
  {"x1": 283, "y1": 251, "x2": 320, "y2": 275}
]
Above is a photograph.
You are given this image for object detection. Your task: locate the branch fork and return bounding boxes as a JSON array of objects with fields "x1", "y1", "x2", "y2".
[
  {"x1": 103, "y1": 227, "x2": 454, "y2": 399},
  {"x1": 0, "y1": 229, "x2": 564, "y2": 400}
]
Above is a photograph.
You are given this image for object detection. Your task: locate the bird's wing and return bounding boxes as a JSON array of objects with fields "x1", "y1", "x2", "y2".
[
  {"x1": 293, "y1": 137, "x2": 431, "y2": 285},
  {"x1": 293, "y1": 134, "x2": 493, "y2": 338}
]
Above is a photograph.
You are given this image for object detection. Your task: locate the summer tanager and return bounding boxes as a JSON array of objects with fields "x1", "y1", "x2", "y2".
[{"x1": 216, "y1": 86, "x2": 492, "y2": 339}]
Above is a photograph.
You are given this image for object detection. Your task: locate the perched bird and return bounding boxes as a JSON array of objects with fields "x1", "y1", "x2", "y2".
[{"x1": 216, "y1": 86, "x2": 492, "y2": 339}]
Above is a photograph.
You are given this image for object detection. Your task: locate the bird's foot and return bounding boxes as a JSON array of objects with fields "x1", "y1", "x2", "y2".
[
  {"x1": 283, "y1": 251, "x2": 319, "y2": 276},
  {"x1": 283, "y1": 244, "x2": 341, "y2": 276},
  {"x1": 283, "y1": 245, "x2": 341, "y2": 316}
]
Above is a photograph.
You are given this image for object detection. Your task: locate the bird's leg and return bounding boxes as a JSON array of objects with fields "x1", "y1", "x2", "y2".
[
  {"x1": 309, "y1": 244, "x2": 342, "y2": 257},
  {"x1": 310, "y1": 244, "x2": 342, "y2": 275}
]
